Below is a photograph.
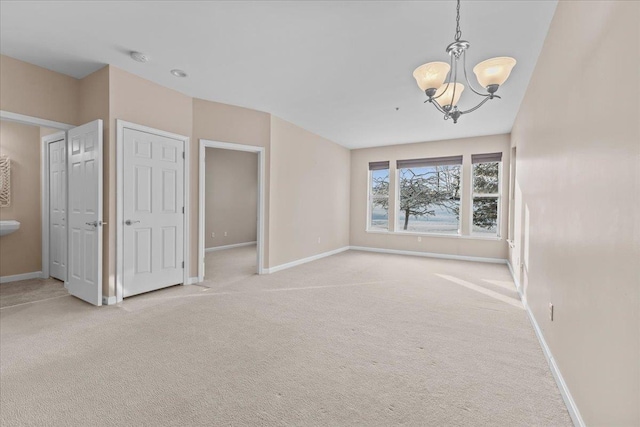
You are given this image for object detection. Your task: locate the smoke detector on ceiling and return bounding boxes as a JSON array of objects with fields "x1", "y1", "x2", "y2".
[{"x1": 130, "y1": 51, "x2": 150, "y2": 63}]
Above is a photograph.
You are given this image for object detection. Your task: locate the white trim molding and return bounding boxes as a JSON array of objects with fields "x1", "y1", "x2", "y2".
[
  {"x1": 102, "y1": 295, "x2": 117, "y2": 305},
  {"x1": 506, "y1": 260, "x2": 522, "y2": 294},
  {"x1": 349, "y1": 246, "x2": 507, "y2": 264},
  {"x1": 205, "y1": 241, "x2": 257, "y2": 253},
  {"x1": 507, "y1": 263, "x2": 585, "y2": 427},
  {"x1": 0, "y1": 271, "x2": 44, "y2": 284},
  {"x1": 0, "y1": 110, "x2": 74, "y2": 131},
  {"x1": 186, "y1": 277, "x2": 199, "y2": 285},
  {"x1": 265, "y1": 247, "x2": 349, "y2": 274},
  {"x1": 198, "y1": 139, "x2": 266, "y2": 283},
  {"x1": 116, "y1": 120, "x2": 190, "y2": 303},
  {"x1": 41, "y1": 131, "x2": 67, "y2": 282}
]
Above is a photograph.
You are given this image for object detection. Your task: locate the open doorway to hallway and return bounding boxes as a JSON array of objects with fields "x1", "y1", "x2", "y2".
[{"x1": 202, "y1": 147, "x2": 259, "y2": 283}]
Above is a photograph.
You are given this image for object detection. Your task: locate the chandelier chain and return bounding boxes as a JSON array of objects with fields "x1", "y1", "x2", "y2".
[{"x1": 455, "y1": 0, "x2": 462, "y2": 41}]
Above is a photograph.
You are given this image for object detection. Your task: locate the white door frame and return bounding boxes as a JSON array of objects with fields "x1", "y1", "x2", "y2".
[
  {"x1": 0, "y1": 110, "x2": 73, "y2": 282},
  {"x1": 116, "y1": 120, "x2": 190, "y2": 303},
  {"x1": 198, "y1": 139, "x2": 266, "y2": 282},
  {"x1": 42, "y1": 131, "x2": 67, "y2": 281}
]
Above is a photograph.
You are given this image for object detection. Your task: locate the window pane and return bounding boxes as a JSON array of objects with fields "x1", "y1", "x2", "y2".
[
  {"x1": 371, "y1": 169, "x2": 389, "y2": 196},
  {"x1": 397, "y1": 165, "x2": 461, "y2": 234},
  {"x1": 473, "y1": 197, "x2": 498, "y2": 234},
  {"x1": 473, "y1": 161, "x2": 499, "y2": 194},
  {"x1": 370, "y1": 169, "x2": 389, "y2": 230},
  {"x1": 370, "y1": 202, "x2": 388, "y2": 231}
]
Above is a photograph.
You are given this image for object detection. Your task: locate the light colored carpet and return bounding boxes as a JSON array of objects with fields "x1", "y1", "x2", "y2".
[
  {"x1": 0, "y1": 250, "x2": 571, "y2": 426},
  {"x1": 203, "y1": 244, "x2": 257, "y2": 284},
  {"x1": 0, "y1": 277, "x2": 68, "y2": 308}
]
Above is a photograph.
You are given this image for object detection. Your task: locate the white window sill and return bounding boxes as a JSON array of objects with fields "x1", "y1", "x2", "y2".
[{"x1": 365, "y1": 229, "x2": 502, "y2": 241}]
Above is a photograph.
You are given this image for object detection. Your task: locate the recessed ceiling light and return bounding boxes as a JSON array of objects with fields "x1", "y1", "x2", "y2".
[
  {"x1": 130, "y1": 51, "x2": 150, "y2": 63},
  {"x1": 170, "y1": 69, "x2": 188, "y2": 78}
]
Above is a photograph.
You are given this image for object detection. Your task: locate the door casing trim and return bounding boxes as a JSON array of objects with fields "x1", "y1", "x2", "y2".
[
  {"x1": 41, "y1": 132, "x2": 68, "y2": 282},
  {"x1": 116, "y1": 120, "x2": 190, "y2": 303},
  {"x1": 0, "y1": 110, "x2": 74, "y2": 131}
]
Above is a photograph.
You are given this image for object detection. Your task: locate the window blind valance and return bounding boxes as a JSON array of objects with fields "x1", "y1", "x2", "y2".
[
  {"x1": 396, "y1": 155, "x2": 463, "y2": 169},
  {"x1": 369, "y1": 161, "x2": 390, "y2": 171},
  {"x1": 471, "y1": 152, "x2": 502, "y2": 164}
]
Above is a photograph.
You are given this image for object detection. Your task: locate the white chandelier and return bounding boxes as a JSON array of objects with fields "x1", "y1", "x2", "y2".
[{"x1": 413, "y1": 0, "x2": 516, "y2": 124}]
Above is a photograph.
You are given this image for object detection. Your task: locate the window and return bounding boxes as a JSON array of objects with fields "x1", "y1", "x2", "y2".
[
  {"x1": 396, "y1": 156, "x2": 462, "y2": 234},
  {"x1": 368, "y1": 161, "x2": 390, "y2": 231},
  {"x1": 471, "y1": 153, "x2": 502, "y2": 236}
]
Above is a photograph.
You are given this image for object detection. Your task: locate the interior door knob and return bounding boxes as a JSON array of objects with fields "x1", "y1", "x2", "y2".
[{"x1": 125, "y1": 220, "x2": 140, "y2": 226}]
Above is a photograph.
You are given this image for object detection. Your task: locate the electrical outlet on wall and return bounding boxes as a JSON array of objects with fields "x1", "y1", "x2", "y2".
[
  {"x1": 211, "y1": 232, "x2": 215, "y2": 238},
  {"x1": 417, "y1": 236, "x2": 422, "y2": 242},
  {"x1": 224, "y1": 232, "x2": 228, "y2": 237},
  {"x1": 549, "y1": 303, "x2": 554, "y2": 321},
  {"x1": 318, "y1": 237, "x2": 321, "y2": 244}
]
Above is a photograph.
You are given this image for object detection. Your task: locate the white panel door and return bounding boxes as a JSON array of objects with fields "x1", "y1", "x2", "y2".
[
  {"x1": 67, "y1": 120, "x2": 103, "y2": 306},
  {"x1": 123, "y1": 128, "x2": 184, "y2": 297},
  {"x1": 49, "y1": 138, "x2": 67, "y2": 281}
]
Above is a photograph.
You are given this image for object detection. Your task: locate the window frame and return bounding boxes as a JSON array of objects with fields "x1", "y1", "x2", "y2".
[
  {"x1": 395, "y1": 162, "x2": 463, "y2": 236},
  {"x1": 367, "y1": 167, "x2": 390, "y2": 232},
  {"x1": 470, "y1": 159, "x2": 502, "y2": 237}
]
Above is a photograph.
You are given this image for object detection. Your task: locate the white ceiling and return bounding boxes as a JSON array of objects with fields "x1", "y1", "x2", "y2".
[{"x1": 0, "y1": 1, "x2": 557, "y2": 149}]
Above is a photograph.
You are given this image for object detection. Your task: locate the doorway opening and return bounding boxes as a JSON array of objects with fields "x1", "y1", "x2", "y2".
[
  {"x1": 1, "y1": 112, "x2": 104, "y2": 307},
  {"x1": 198, "y1": 140, "x2": 265, "y2": 283}
]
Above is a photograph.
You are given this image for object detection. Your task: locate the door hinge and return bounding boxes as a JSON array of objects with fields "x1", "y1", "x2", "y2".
[
  {"x1": 182, "y1": 151, "x2": 185, "y2": 159},
  {"x1": 182, "y1": 261, "x2": 185, "y2": 268},
  {"x1": 182, "y1": 206, "x2": 185, "y2": 214}
]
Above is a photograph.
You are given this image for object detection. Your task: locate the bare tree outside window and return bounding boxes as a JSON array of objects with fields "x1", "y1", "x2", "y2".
[
  {"x1": 394, "y1": 165, "x2": 461, "y2": 233},
  {"x1": 472, "y1": 161, "x2": 500, "y2": 235},
  {"x1": 369, "y1": 169, "x2": 390, "y2": 230}
]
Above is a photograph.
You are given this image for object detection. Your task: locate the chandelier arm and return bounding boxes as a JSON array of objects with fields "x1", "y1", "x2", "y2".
[
  {"x1": 430, "y1": 99, "x2": 449, "y2": 115},
  {"x1": 431, "y1": 54, "x2": 455, "y2": 102},
  {"x1": 462, "y1": 50, "x2": 491, "y2": 97},
  {"x1": 458, "y1": 95, "x2": 498, "y2": 115},
  {"x1": 448, "y1": 55, "x2": 459, "y2": 109}
]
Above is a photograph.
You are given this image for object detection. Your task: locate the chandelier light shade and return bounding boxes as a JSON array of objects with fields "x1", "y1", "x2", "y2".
[
  {"x1": 413, "y1": 0, "x2": 516, "y2": 123},
  {"x1": 413, "y1": 62, "x2": 451, "y2": 91},
  {"x1": 435, "y1": 82, "x2": 465, "y2": 107},
  {"x1": 473, "y1": 57, "x2": 517, "y2": 88}
]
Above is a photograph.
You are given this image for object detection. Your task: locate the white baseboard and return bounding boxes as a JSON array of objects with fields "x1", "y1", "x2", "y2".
[
  {"x1": 0, "y1": 271, "x2": 43, "y2": 284},
  {"x1": 186, "y1": 277, "x2": 199, "y2": 285},
  {"x1": 349, "y1": 246, "x2": 507, "y2": 264},
  {"x1": 506, "y1": 260, "x2": 522, "y2": 294},
  {"x1": 507, "y1": 262, "x2": 584, "y2": 427},
  {"x1": 266, "y1": 246, "x2": 349, "y2": 274},
  {"x1": 102, "y1": 295, "x2": 117, "y2": 305},
  {"x1": 205, "y1": 241, "x2": 256, "y2": 253}
]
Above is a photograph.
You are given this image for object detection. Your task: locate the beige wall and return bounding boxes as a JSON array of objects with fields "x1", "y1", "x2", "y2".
[
  {"x1": 0, "y1": 55, "x2": 80, "y2": 126},
  {"x1": 192, "y1": 98, "x2": 271, "y2": 269},
  {"x1": 0, "y1": 56, "x2": 352, "y2": 282},
  {"x1": 510, "y1": 1, "x2": 640, "y2": 425},
  {"x1": 269, "y1": 116, "x2": 350, "y2": 267},
  {"x1": 0, "y1": 121, "x2": 42, "y2": 276},
  {"x1": 350, "y1": 134, "x2": 510, "y2": 260},
  {"x1": 205, "y1": 148, "x2": 258, "y2": 248}
]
